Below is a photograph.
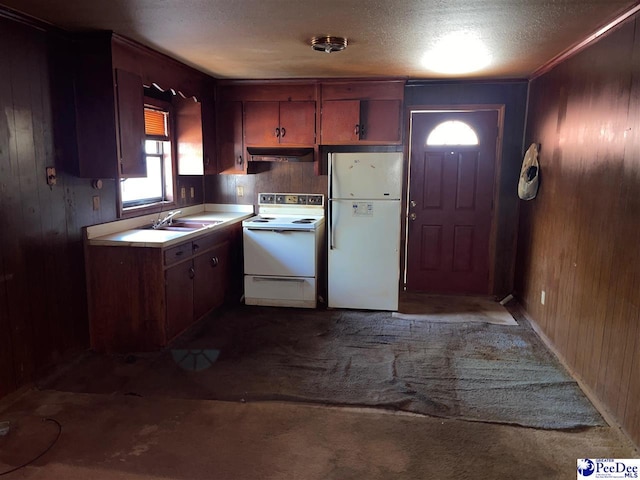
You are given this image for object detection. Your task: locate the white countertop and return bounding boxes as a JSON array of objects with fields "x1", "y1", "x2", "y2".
[{"x1": 85, "y1": 204, "x2": 255, "y2": 248}]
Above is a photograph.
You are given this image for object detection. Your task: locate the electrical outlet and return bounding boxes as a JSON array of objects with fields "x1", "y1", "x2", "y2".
[
  {"x1": 180, "y1": 187, "x2": 186, "y2": 199},
  {"x1": 541, "y1": 290, "x2": 546, "y2": 305},
  {"x1": 92, "y1": 196, "x2": 100, "y2": 211},
  {"x1": 236, "y1": 186, "x2": 244, "y2": 197},
  {"x1": 46, "y1": 167, "x2": 56, "y2": 186},
  {"x1": 190, "y1": 187, "x2": 195, "y2": 199}
]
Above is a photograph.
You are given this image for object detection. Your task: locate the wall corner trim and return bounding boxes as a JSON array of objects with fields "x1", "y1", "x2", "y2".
[{"x1": 531, "y1": 2, "x2": 640, "y2": 80}]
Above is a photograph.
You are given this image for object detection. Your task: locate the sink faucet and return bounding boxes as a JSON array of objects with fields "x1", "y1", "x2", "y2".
[{"x1": 153, "y1": 210, "x2": 182, "y2": 229}]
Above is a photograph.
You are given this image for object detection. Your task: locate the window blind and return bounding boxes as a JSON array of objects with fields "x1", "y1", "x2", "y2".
[{"x1": 144, "y1": 108, "x2": 168, "y2": 138}]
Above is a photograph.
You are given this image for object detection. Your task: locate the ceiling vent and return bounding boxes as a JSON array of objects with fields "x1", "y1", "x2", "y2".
[{"x1": 311, "y1": 36, "x2": 347, "y2": 53}]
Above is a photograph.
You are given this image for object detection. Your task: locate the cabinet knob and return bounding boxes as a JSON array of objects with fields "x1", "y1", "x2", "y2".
[
  {"x1": 354, "y1": 124, "x2": 360, "y2": 136},
  {"x1": 280, "y1": 127, "x2": 286, "y2": 138},
  {"x1": 360, "y1": 124, "x2": 366, "y2": 138},
  {"x1": 275, "y1": 127, "x2": 280, "y2": 138},
  {"x1": 193, "y1": 244, "x2": 200, "y2": 252},
  {"x1": 189, "y1": 266, "x2": 195, "y2": 279},
  {"x1": 210, "y1": 256, "x2": 219, "y2": 267},
  {"x1": 237, "y1": 155, "x2": 243, "y2": 165}
]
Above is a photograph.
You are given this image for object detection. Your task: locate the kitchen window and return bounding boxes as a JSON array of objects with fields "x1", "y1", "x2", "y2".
[
  {"x1": 120, "y1": 101, "x2": 175, "y2": 210},
  {"x1": 426, "y1": 120, "x2": 479, "y2": 146}
]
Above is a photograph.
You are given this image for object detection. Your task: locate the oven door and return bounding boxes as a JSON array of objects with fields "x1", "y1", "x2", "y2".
[{"x1": 243, "y1": 228, "x2": 316, "y2": 277}]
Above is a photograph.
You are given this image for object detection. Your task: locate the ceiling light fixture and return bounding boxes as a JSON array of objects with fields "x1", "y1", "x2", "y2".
[
  {"x1": 311, "y1": 36, "x2": 347, "y2": 54},
  {"x1": 422, "y1": 32, "x2": 491, "y2": 74}
]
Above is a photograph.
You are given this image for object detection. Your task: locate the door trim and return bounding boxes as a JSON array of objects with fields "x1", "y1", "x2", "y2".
[{"x1": 402, "y1": 104, "x2": 505, "y2": 294}]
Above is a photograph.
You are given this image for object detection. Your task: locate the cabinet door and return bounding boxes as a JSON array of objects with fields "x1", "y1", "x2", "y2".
[
  {"x1": 175, "y1": 96, "x2": 204, "y2": 175},
  {"x1": 217, "y1": 101, "x2": 245, "y2": 173},
  {"x1": 193, "y1": 241, "x2": 230, "y2": 319},
  {"x1": 165, "y1": 261, "x2": 195, "y2": 341},
  {"x1": 202, "y1": 93, "x2": 217, "y2": 175},
  {"x1": 320, "y1": 100, "x2": 360, "y2": 144},
  {"x1": 361, "y1": 99, "x2": 402, "y2": 143},
  {"x1": 115, "y1": 69, "x2": 146, "y2": 177},
  {"x1": 244, "y1": 101, "x2": 280, "y2": 146},
  {"x1": 279, "y1": 101, "x2": 315, "y2": 145}
]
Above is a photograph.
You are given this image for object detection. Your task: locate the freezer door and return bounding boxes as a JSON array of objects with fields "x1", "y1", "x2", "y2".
[
  {"x1": 328, "y1": 199, "x2": 400, "y2": 310},
  {"x1": 330, "y1": 152, "x2": 403, "y2": 200}
]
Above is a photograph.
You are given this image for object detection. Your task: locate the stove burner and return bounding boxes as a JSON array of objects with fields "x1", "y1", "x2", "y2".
[
  {"x1": 251, "y1": 216, "x2": 275, "y2": 223},
  {"x1": 292, "y1": 218, "x2": 317, "y2": 224}
]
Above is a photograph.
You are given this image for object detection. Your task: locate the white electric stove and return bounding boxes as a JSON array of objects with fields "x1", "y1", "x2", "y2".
[{"x1": 242, "y1": 193, "x2": 325, "y2": 308}]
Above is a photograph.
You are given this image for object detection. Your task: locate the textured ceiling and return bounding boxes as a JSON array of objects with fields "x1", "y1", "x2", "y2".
[{"x1": 1, "y1": 0, "x2": 637, "y2": 80}]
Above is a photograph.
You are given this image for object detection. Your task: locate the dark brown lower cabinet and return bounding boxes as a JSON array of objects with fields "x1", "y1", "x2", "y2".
[
  {"x1": 193, "y1": 241, "x2": 229, "y2": 319},
  {"x1": 86, "y1": 224, "x2": 240, "y2": 353},
  {"x1": 165, "y1": 260, "x2": 195, "y2": 341}
]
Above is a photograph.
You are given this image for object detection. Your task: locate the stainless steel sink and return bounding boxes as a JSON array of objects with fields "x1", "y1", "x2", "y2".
[{"x1": 143, "y1": 220, "x2": 223, "y2": 231}]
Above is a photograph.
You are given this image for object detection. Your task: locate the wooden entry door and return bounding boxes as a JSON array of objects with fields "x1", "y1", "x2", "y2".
[{"x1": 406, "y1": 110, "x2": 499, "y2": 294}]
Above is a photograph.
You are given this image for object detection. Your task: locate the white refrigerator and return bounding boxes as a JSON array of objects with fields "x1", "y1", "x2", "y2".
[{"x1": 328, "y1": 152, "x2": 403, "y2": 310}]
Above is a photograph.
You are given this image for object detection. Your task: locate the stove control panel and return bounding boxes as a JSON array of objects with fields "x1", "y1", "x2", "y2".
[{"x1": 259, "y1": 193, "x2": 324, "y2": 206}]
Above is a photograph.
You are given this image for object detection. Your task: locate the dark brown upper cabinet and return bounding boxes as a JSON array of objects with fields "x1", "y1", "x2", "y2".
[
  {"x1": 175, "y1": 95, "x2": 204, "y2": 175},
  {"x1": 244, "y1": 101, "x2": 315, "y2": 147},
  {"x1": 216, "y1": 101, "x2": 246, "y2": 174},
  {"x1": 60, "y1": 32, "x2": 214, "y2": 179},
  {"x1": 115, "y1": 68, "x2": 146, "y2": 177},
  {"x1": 69, "y1": 33, "x2": 138, "y2": 178},
  {"x1": 320, "y1": 81, "x2": 405, "y2": 145}
]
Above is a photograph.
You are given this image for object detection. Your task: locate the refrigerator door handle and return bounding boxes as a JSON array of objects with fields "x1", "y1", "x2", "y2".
[
  {"x1": 328, "y1": 199, "x2": 335, "y2": 250},
  {"x1": 328, "y1": 154, "x2": 334, "y2": 250},
  {"x1": 328, "y1": 153, "x2": 333, "y2": 200}
]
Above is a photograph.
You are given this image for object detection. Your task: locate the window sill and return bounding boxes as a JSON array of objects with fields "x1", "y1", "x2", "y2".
[{"x1": 120, "y1": 200, "x2": 177, "y2": 219}]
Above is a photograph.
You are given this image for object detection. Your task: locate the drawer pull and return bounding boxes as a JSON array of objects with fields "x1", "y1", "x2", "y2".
[{"x1": 253, "y1": 277, "x2": 305, "y2": 283}]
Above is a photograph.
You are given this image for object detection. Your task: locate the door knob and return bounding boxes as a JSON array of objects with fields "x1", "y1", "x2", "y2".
[
  {"x1": 409, "y1": 213, "x2": 417, "y2": 221},
  {"x1": 410, "y1": 200, "x2": 417, "y2": 208}
]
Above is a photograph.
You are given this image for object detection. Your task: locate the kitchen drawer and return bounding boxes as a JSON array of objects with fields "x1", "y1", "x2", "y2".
[
  {"x1": 244, "y1": 275, "x2": 316, "y2": 308},
  {"x1": 191, "y1": 231, "x2": 224, "y2": 254},
  {"x1": 164, "y1": 241, "x2": 192, "y2": 266}
]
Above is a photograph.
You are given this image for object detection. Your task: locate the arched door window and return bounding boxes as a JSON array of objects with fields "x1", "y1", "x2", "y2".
[{"x1": 426, "y1": 120, "x2": 479, "y2": 146}]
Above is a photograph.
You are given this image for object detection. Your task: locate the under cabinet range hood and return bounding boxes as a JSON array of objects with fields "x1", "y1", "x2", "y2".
[{"x1": 246, "y1": 147, "x2": 314, "y2": 162}]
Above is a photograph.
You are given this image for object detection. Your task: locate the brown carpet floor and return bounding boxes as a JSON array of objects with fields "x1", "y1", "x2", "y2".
[
  {"x1": 41, "y1": 303, "x2": 601, "y2": 429},
  {"x1": 1, "y1": 300, "x2": 635, "y2": 478},
  {"x1": 0, "y1": 388, "x2": 636, "y2": 480}
]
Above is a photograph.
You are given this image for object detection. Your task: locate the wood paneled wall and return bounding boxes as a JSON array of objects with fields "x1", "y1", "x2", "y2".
[
  {"x1": 0, "y1": 17, "x2": 120, "y2": 396},
  {"x1": 205, "y1": 162, "x2": 327, "y2": 208},
  {"x1": 405, "y1": 81, "x2": 529, "y2": 295},
  {"x1": 516, "y1": 16, "x2": 640, "y2": 446}
]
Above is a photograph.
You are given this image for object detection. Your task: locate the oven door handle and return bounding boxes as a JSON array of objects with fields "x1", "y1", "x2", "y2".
[
  {"x1": 252, "y1": 277, "x2": 305, "y2": 283},
  {"x1": 244, "y1": 228, "x2": 313, "y2": 233}
]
